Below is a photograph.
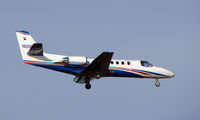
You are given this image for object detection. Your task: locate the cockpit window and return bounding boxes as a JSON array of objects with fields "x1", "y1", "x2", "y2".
[{"x1": 141, "y1": 61, "x2": 153, "y2": 67}]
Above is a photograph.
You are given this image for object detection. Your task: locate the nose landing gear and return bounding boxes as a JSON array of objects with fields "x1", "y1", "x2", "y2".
[{"x1": 155, "y1": 79, "x2": 160, "y2": 87}]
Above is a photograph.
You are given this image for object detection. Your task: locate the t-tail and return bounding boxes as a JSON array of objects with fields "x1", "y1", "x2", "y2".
[{"x1": 16, "y1": 31, "x2": 44, "y2": 61}]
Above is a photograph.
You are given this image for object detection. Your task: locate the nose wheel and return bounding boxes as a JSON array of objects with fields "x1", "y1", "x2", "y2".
[{"x1": 155, "y1": 79, "x2": 160, "y2": 87}]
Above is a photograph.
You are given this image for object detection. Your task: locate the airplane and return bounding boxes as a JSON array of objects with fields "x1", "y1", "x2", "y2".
[{"x1": 16, "y1": 31, "x2": 175, "y2": 89}]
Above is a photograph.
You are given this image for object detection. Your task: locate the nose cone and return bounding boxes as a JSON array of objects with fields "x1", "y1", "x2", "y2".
[
  {"x1": 163, "y1": 69, "x2": 175, "y2": 78},
  {"x1": 155, "y1": 67, "x2": 175, "y2": 78},
  {"x1": 167, "y1": 70, "x2": 175, "y2": 78}
]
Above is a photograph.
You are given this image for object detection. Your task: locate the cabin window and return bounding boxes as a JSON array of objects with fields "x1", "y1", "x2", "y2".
[
  {"x1": 111, "y1": 61, "x2": 113, "y2": 64},
  {"x1": 141, "y1": 61, "x2": 153, "y2": 67},
  {"x1": 116, "y1": 61, "x2": 119, "y2": 65},
  {"x1": 127, "y1": 61, "x2": 130, "y2": 65},
  {"x1": 121, "y1": 61, "x2": 124, "y2": 65}
]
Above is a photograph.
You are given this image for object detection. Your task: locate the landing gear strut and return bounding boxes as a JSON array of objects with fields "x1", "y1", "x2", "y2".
[
  {"x1": 85, "y1": 83, "x2": 91, "y2": 89},
  {"x1": 95, "y1": 74, "x2": 101, "y2": 79},
  {"x1": 155, "y1": 79, "x2": 160, "y2": 87}
]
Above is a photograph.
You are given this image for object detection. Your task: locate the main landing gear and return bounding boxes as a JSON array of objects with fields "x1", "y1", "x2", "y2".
[
  {"x1": 155, "y1": 79, "x2": 160, "y2": 87},
  {"x1": 85, "y1": 78, "x2": 91, "y2": 90},
  {"x1": 85, "y1": 83, "x2": 91, "y2": 89}
]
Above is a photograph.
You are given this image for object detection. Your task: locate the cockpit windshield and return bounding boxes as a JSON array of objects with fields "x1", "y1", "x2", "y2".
[{"x1": 141, "y1": 61, "x2": 153, "y2": 67}]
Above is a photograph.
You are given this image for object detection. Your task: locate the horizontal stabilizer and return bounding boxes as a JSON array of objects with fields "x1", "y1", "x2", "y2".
[{"x1": 27, "y1": 43, "x2": 43, "y2": 56}]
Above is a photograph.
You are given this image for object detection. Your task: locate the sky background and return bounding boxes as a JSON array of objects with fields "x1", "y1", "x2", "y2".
[{"x1": 0, "y1": 0, "x2": 200, "y2": 120}]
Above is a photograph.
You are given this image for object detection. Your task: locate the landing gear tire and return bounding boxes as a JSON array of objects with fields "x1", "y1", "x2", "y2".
[
  {"x1": 85, "y1": 83, "x2": 91, "y2": 89},
  {"x1": 155, "y1": 79, "x2": 160, "y2": 87}
]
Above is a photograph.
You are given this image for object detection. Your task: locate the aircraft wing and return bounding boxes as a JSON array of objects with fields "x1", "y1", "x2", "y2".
[{"x1": 78, "y1": 52, "x2": 114, "y2": 78}]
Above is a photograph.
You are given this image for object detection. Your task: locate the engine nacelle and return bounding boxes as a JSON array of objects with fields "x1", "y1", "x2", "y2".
[
  {"x1": 54, "y1": 56, "x2": 87, "y2": 65},
  {"x1": 56, "y1": 56, "x2": 86, "y2": 65},
  {"x1": 68, "y1": 56, "x2": 87, "y2": 65}
]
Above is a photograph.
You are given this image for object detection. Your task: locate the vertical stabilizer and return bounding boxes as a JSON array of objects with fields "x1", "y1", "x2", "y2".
[{"x1": 16, "y1": 31, "x2": 36, "y2": 60}]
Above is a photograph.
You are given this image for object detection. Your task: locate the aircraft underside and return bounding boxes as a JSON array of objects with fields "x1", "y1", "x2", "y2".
[{"x1": 26, "y1": 61, "x2": 144, "y2": 78}]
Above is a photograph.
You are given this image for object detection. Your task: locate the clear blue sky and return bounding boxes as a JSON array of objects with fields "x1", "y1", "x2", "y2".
[{"x1": 0, "y1": 0, "x2": 199, "y2": 120}]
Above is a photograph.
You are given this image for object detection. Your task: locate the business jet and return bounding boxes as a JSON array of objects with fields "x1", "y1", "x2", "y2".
[{"x1": 16, "y1": 31, "x2": 174, "y2": 89}]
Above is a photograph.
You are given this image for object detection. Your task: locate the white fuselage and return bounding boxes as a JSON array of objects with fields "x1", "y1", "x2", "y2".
[{"x1": 23, "y1": 52, "x2": 174, "y2": 79}]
